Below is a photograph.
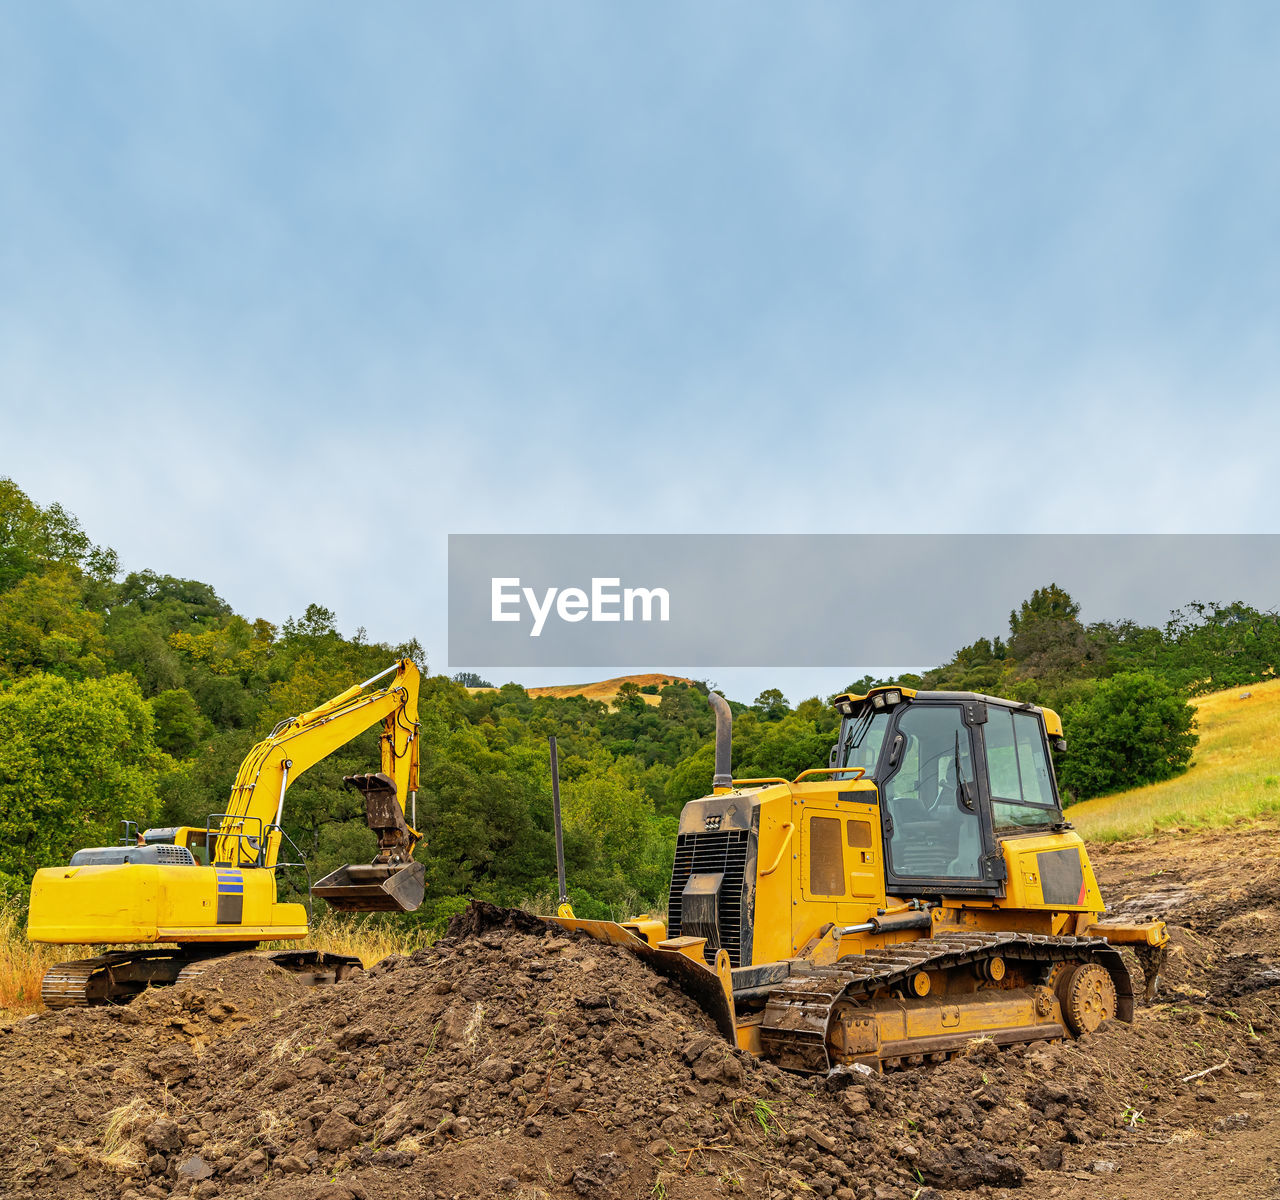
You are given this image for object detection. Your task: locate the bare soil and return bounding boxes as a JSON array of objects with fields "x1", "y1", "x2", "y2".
[{"x1": 4, "y1": 823, "x2": 1280, "y2": 1200}]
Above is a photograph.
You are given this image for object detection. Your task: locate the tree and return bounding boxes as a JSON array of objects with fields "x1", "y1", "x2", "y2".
[
  {"x1": 1006, "y1": 583, "x2": 1102, "y2": 683},
  {"x1": 0, "y1": 477, "x2": 118, "y2": 594},
  {"x1": 753, "y1": 688, "x2": 790, "y2": 721},
  {"x1": 613, "y1": 681, "x2": 646, "y2": 714},
  {"x1": 452, "y1": 671, "x2": 494, "y2": 688},
  {"x1": 283, "y1": 603, "x2": 338, "y2": 639},
  {"x1": 0, "y1": 567, "x2": 109, "y2": 681},
  {"x1": 0, "y1": 672, "x2": 169, "y2": 880},
  {"x1": 1057, "y1": 672, "x2": 1198, "y2": 802},
  {"x1": 150, "y1": 688, "x2": 206, "y2": 758}
]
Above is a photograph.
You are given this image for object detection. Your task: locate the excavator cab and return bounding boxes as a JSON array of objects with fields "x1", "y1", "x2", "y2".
[{"x1": 312, "y1": 772, "x2": 426, "y2": 912}]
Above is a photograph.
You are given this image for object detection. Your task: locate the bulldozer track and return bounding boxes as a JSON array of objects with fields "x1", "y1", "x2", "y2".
[{"x1": 759, "y1": 930, "x2": 1134, "y2": 1073}]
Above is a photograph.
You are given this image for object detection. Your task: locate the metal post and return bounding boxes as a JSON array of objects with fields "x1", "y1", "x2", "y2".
[
  {"x1": 549, "y1": 735, "x2": 567, "y2": 907},
  {"x1": 409, "y1": 790, "x2": 417, "y2": 829}
]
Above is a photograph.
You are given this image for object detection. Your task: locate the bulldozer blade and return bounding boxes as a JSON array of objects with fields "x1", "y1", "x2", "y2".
[
  {"x1": 312, "y1": 861, "x2": 426, "y2": 913},
  {"x1": 544, "y1": 916, "x2": 736, "y2": 1043}
]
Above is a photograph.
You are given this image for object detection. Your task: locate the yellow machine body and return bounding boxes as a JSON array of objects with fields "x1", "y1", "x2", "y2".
[
  {"x1": 714, "y1": 779, "x2": 1108, "y2": 967},
  {"x1": 28, "y1": 858, "x2": 307, "y2": 944}
]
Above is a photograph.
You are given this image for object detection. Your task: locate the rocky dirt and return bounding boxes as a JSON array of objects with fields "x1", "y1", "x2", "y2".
[{"x1": 4, "y1": 823, "x2": 1280, "y2": 1200}]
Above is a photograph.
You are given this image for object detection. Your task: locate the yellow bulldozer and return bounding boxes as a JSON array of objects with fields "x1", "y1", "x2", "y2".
[
  {"x1": 27, "y1": 659, "x2": 428, "y2": 1006},
  {"x1": 545, "y1": 686, "x2": 1169, "y2": 1073}
]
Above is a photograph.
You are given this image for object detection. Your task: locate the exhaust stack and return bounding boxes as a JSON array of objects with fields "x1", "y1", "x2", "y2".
[{"x1": 708, "y1": 691, "x2": 733, "y2": 792}]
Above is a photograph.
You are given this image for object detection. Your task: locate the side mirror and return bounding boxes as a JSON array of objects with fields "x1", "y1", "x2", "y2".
[{"x1": 828, "y1": 743, "x2": 839, "y2": 768}]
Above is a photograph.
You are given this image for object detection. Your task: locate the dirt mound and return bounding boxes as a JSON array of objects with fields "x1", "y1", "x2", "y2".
[{"x1": 7, "y1": 827, "x2": 1280, "y2": 1200}]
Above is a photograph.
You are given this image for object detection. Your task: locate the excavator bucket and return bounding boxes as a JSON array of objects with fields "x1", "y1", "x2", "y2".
[
  {"x1": 313, "y1": 772, "x2": 426, "y2": 912},
  {"x1": 313, "y1": 860, "x2": 426, "y2": 913}
]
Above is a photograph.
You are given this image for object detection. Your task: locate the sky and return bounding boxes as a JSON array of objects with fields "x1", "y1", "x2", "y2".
[{"x1": 3, "y1": 4, "x2": 1279, "y2": 704}]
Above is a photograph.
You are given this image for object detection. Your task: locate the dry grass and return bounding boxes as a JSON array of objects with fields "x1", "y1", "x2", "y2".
[
  {"x1": 98, "y1": 1096, "x2": 156, "y2": 1171},
  {"x1": 1071, "y1": 675, "x2": 1280, "y2": 842},
  {"x1": 0, "y1": 899, "x2": 64, "y2": 1017},
  {"x1": 263, "y1": 908, "x2": 437, "y2": 966},
  {"x1": 467, "y1": 672, "x2": 693, "y2": 708}
]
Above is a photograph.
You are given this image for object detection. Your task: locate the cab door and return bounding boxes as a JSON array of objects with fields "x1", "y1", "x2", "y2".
[
  {"x1": 800, "y1": 802, "x2": 886, "y2": 922},
  {"x1": 878, "y1": 701, "x2": 1003, "y2": 897}
]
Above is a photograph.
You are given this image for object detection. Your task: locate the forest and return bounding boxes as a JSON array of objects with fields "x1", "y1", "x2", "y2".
[{"x1": 2, "y1": 476, "x2": 1277, "y2": 923}]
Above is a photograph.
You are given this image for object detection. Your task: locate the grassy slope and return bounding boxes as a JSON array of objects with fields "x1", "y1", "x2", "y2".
[
  {"x1": 468, "y1": 673, "x2": 694, "y2": 707},
  {"x1": 1070, "y1": 676, "x2": 1280, "y2": 842}
]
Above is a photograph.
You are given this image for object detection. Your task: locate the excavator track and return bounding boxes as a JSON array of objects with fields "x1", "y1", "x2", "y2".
[
  {"x1": 43, "y1": 947, "x2": 364, "y2": 1008},
  {"x1": 40, "y1": 950, "x2": 195, "y2": 1008},
  {"x1": 759, "y1": 931, "x2": 1134, "y2": 1073},
  {"x1": 41, "y1": 956, "x2": 116, "y2": 1008}
]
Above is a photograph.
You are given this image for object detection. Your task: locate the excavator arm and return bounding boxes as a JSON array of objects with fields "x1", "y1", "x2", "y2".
[{"x1": 214, "y1": 659, "x2": 426, "y2": 912}]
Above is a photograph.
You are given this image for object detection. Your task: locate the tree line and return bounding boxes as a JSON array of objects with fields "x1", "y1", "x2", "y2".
[{"x1": 3, "y1": 481, "x2": 1275, "y2": 921}]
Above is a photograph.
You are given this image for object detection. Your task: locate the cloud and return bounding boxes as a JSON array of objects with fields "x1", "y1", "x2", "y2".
[{"x1": 3, "y1": 3, "x2": 1279, "y2": 696}]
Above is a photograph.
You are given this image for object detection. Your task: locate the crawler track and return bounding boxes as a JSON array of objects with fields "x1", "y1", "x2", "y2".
[
  {"x1": 759, "y1": 931, "x2": 1134, "y2": 1072},
  {"x1": 42, "y1": 948, "x2": 362, "y2": 1007}
]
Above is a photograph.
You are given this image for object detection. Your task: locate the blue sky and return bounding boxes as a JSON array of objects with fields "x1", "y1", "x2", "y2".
[{"x1": 3, "y1": 4, "x2": 1279, "y2": 702}]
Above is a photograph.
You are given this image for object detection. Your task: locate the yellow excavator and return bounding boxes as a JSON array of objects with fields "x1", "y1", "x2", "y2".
[
  {"x1": 544, "y1": 686, "x2": 1169, "y2": 1073},
  {"x1": 27, "y1": 659, "x2": 426, "y2": 1007}
]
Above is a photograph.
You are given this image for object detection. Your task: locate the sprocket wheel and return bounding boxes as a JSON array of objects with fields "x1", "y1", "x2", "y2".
[
  {"x1": 1059, "y1": 962, "x2": 1117, "y2": 1035},
  {"x1": 1043, "y1": 961, "x2": 1073, "y2": 993}
]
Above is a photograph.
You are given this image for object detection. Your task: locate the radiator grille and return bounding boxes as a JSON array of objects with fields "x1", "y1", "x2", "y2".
[{"x1": 667, "y1": 829, "x2": 750, "y2": 967}]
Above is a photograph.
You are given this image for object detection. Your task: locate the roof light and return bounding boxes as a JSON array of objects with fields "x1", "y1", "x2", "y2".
[
  {"x1": 872, "y1": 694, "x2": 886, "y2": 709},
  {"x1": 884, "y1": 690, "x2": 902, "y2": 706}
]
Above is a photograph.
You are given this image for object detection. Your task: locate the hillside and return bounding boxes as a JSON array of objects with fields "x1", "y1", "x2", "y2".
[
  {"x1": 468, "y1": 673, "x2": 695, "y2": 707},
  {"x1": 1071, "y1": 675, "x2": 1280, "y2": 841}
]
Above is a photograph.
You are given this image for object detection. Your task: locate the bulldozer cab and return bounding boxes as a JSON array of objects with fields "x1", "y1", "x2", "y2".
[{"x1": 834, "y1": 689, "x2": 1066, "y2": 899}]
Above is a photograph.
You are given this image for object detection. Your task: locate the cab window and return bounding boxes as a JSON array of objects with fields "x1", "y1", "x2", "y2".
[
  {"x1": 985, "y1": 707, "x2": 1058, "y2": 829},
  {"x1": 840, "y1": 710, "x2": 890, "y2": 777}
]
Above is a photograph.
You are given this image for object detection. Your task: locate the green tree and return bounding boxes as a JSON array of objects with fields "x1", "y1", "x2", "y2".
[
  {"x1": 0, "y1": 672, "x2": 169, "y2": 879},
  {"x1": 0, "y1": 477, "x2": 118, "y2": 594},
  {"x1": 613, "y1": 681, "x2": 646, "y2": 714},
  {"x1": 753, "y1": 688, "x2": 790, "y2": 721},
  {"x1": 0, "y1": 567, "x2": 109, "y2": 681},
  {"x1": 1006, "y1": 583, "x2": 1103, "y2": 684},
  {"x1": 1057, "y1": 672, "x2": 1198, "y2": 802},
  {"x1": 150, "y1": 688, "x2": 207, "y2": 758}
]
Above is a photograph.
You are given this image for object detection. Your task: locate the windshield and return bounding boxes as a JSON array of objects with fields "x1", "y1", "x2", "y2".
[{"x1": 839, "y1": 709, "x2": 890, "y2": 777}]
